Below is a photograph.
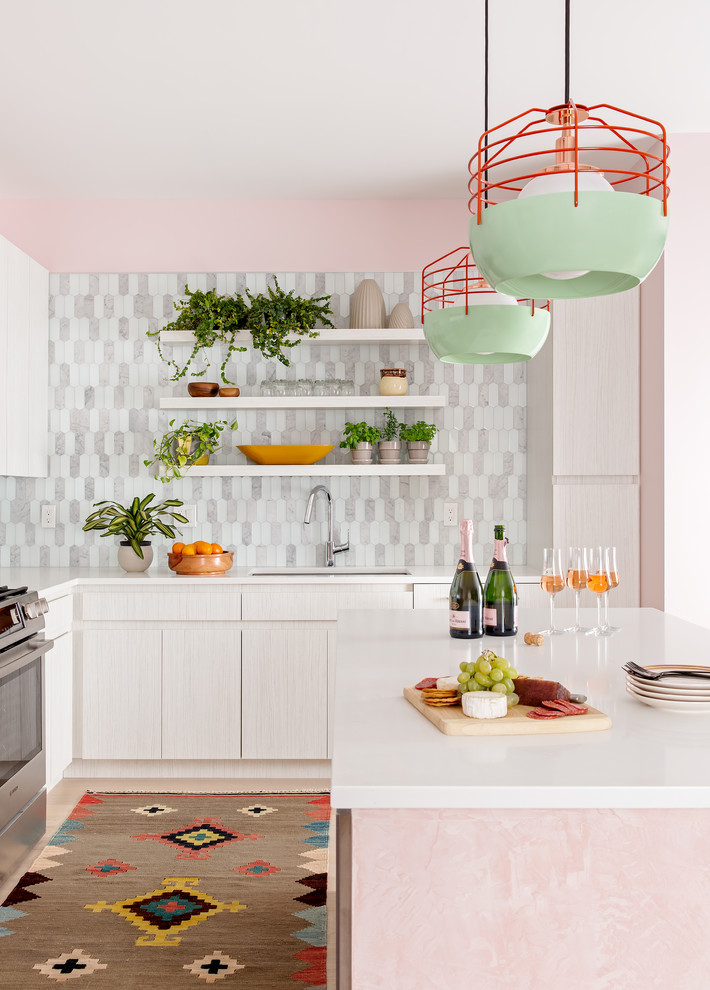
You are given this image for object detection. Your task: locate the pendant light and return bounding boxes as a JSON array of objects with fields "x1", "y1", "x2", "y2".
[
  {"x1": 468, "y1": 0, "x2": 670, "y2": 299},
  {"x1": 421, "y1": 0, "x2": 550, "y2": 365},
  {"x1": 422, "y1": 247, "x2": 550, "y2": 364}
]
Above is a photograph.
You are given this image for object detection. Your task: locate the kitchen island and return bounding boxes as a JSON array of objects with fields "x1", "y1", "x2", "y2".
[{"x1": 332, "y1": 607, "x2": 710, "y2": 990}]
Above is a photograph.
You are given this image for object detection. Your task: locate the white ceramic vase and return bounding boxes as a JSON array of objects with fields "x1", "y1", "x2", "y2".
[
  {"x1": 388, "y1": 302, "x2": 415, "y2": 329},
  {"x1": 117, "y1": 542, "x2": 154, "y2": 573},
  {"x1": 349, "y1": 279, "x2": 386, "y2": 329}
]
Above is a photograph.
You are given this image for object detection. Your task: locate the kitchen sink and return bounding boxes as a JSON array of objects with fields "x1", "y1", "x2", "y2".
[{"x1": 249, "y1": 567, "x2": 411, "y2": 576}]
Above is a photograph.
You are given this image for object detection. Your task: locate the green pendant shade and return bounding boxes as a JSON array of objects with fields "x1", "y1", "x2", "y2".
[
  {"x1": 469, "y1": 190, "x2": 668, "y2": 299},
  {"x1": 423, "y1": 304, "x2": 550, "y2": 364}
]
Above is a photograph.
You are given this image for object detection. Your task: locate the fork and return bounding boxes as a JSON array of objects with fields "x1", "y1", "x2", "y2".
[{"x1": 623, "y1": 660, "x2": 710, "y2": 681}]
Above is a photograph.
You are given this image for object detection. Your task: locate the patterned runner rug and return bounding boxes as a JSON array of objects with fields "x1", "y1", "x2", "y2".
[{"x1": 0, "y1": 792, "x2": 330, "y2": 989}]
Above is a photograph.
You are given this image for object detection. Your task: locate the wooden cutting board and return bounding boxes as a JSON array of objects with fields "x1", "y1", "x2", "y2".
[{"x1": 404, "y1": 686, "x2": 612, "y2": 736}]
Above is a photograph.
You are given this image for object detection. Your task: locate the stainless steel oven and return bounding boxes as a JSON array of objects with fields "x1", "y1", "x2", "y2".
[{"x1": 0, "y1": 587, "x2": 52, "y2": 893}]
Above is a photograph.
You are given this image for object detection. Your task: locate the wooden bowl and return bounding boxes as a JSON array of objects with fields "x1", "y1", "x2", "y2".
[
  {"x1": 168, "y1": 551, "x2": 234, "y2": 575},
  {"x1": 187, "y1": 381, "x2": 219, "y2": 397},
  {"x1": 219, "y1": 387, "x2": 240, "y2": 397}
]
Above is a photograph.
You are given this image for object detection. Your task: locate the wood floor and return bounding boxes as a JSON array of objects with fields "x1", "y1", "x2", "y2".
[{"x1": 10, "y1": 776, "x2": 336, "y2": 989}]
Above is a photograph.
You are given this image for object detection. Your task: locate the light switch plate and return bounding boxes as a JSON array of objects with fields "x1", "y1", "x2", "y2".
[
  {"x1": 41, "y1": 504, "x2": 56, "y2": 528},
  {"x1": 444, "y1": 503, "x2": 457, "y2": 526},
  {"x1": 182, "y1": 504, "x2": 197, "y2": 527}
]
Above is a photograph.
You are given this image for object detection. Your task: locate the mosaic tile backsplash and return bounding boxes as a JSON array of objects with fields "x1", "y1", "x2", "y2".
[{"x1": 0, "y1": 272, "x2": 527, "y2": 568}]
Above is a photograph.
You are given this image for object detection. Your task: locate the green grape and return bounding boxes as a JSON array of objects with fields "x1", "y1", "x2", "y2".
[
  {"x1": 491, "y1": 682, "x2": 508, "y2": 694},
  {"x1": 489, "y1": 668, "x2": 504, "y2": 683},
  {"x1": 466, "y1": 662, "x2": 476, "y2": 674},
  {"x1": 457, "y1": 672, "x2": 469, "y2": 683},
  {"x1": 467, "y1": 680, "x2": 481, "y2": 691},
  {"x1": 474, "y1": 671, "x2": 492, "y2": 687},
  {"x1": 477, "y1": 659, "x2": 492, "y2": 675},
  {"x1": 459, "y1": 661, "x2": 469, "y2": 672},
  {"x1": 503, "y1": 677, "x2": 515, "y2": 692},
  {"x1": 506, "y1": 692, "x2": 519, "y2": 707},
  {"x1": 492, "y1": 658, "x2": 510, "y2": 669},
  {"x1": 507, "y1": 667, "x2": 519, "y2": 679}
]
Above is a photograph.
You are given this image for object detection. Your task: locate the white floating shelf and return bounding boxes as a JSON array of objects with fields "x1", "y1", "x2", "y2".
[
  {"x1": 158, "y1": 328, "x2": 426, "y2": 345},
  {"x1": 159, "y1": 395, "x2": 445, "y2": 410},
  {"x1": 183, "y1": 463, "x2": 446, "y2": 477}
]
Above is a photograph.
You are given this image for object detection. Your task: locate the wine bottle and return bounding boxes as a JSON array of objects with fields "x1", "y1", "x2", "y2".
[
  {"x1": 483, "y1": 524, "x2": 518, "y2": 637},
  {"x1": 449, "y1": 519, "x2": 483, "y2": 639}
]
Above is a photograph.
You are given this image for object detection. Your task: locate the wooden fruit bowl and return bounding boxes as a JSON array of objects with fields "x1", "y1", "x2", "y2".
[{"x1": 168, "y1": 551, "x2": 234, "y2": 575}]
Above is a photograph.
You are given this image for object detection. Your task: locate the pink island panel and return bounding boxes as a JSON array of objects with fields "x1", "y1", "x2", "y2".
[{"x1": 351, "y1": 808, "x2": 709, "y2": 989}]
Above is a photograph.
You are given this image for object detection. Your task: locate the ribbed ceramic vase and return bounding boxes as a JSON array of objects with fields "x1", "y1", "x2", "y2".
[
  {"x1": 349, "y1": 279, "x2": 386, "y2": 329},
  {"x1": 388, "y1": 302, "x2": 415, "y2": 329}
]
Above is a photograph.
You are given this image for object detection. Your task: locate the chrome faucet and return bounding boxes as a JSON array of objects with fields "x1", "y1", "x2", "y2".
[{"x1": 303, "y1": 485, "x2": 349, "y2": 567}]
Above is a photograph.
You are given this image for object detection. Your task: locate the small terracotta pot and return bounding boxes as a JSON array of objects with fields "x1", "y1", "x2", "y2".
[
  {"x1": 351, "y1": 442, "x2": 373, "y2": 465},
  {"x1": 378, "y1": 440, "x2": 401, "y2": 464},
  {"x1": 406, "y1": 441, "x2": 430, "y2": 464}
]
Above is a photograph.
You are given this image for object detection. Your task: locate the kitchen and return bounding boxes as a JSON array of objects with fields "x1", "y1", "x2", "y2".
[{"x1": 0, "y1": 1, "x2": 708, "y2": 988}]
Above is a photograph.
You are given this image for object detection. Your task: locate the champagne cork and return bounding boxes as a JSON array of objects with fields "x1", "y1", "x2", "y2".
[{"x1": 524, "y1": 632, "x2": 544, "y2": 646}]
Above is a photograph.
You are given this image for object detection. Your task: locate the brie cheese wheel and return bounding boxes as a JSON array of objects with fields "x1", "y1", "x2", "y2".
[
  {"x1": 462, "y1": 691, "x2": 507, "y2": 719},
  {"x1": 436, "y1": 676, "x2": 460, "y2": 690}
]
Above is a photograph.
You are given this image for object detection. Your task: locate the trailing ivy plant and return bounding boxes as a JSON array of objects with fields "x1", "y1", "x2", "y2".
[
  {"x1": 144, "y1": 418, "x2": 238, "y2": 483},
  {"x1": 244, "y1": 277, "x2": 334, "y2": 365},
  {"x1": 82, "y1": 494, "x2": 188, "y2": 558},
  {"x1": 147, "y1": 286, "x2": 249, "y2": 385}
]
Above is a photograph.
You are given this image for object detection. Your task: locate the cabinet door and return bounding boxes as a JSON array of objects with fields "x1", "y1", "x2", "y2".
[
  {"x1": 45, "y1": 631, "x2": 73, "y2": 790},
  {"x1": 241, "y1": 628, "x2": 329, "y2": 759},
  {"x1": 162, "y1": 629, "x2": 241, "y2": 759},
  {"x1": 81, "y1": 629, "x2": 162, "y2": 759}
]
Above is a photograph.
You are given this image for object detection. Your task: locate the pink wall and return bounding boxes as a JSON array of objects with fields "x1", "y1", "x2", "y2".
[
  {"x1": 0, "y1": 199, "x2": 469, "y2": 273},
  {"x1": 352, "y1": 807, "x2": 710, "y2": 989}
]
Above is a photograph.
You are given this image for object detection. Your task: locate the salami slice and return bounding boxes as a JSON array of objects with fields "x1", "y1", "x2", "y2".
[{"x1": 414, "y1": 677, "x2": 439, "y2": 690}]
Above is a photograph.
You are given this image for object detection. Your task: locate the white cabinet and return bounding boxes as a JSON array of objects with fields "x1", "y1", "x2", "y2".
[
  {"x1": 45, "y1": 631, "x2": 73, "y2": 790},
  {"x1": 241, "y1": 628, "x2": 329, "y2": 759},
  {"x1": 162, "y1": 629, "x2": 241, "y2": 759},
  {"x1": 0, "y1": 235, "x2": 49, "y2": 477},
  {"x1": 80, "y1": 629, "x2": 162, "y2": 760}
]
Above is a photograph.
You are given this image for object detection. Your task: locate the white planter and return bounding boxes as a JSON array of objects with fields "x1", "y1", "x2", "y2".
[
  {"x1": 378, "y1": 440, "x2": 401, "y2": 464},
  {"x1": 406, "y1": 441, "x2": 431, "y2": 464},
  {"x1": 351, "y1": 442, "x2": 374, "y2": 465},
  {"x1": 117, "y1": 542, "x2": 154, "y2": 573}
]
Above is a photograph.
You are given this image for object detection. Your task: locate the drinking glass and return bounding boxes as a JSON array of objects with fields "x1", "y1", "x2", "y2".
[
  {"x1": 601, "y1": 546, "x2": 620, "y2": 635},
  {"x1": 566, "y1": 546, "x2": 590, "y2": 633},
  {"x1": 585, "y1": 546, "x2": 608, "y2": 636},
  {"x1": 539, "y1": 548, "x2": 566, "y2": 635}
]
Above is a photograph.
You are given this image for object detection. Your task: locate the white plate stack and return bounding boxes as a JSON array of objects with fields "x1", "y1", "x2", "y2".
[{"x1": 625, "y1": 665, "x2": 710, "y2": 713}]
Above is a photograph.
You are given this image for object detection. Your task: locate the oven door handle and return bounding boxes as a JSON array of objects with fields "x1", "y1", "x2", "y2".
[{"x1": 0, "y1": 637, "x2": 54, "y2": 677}]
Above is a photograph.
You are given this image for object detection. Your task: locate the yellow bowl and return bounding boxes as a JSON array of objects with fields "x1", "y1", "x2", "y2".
[
  {"x1": 168, "y1": 551, "x2": 234, "y2": 575},
  {"x1": 238, "y1": 444, "x2": 334, "y2": 465}
]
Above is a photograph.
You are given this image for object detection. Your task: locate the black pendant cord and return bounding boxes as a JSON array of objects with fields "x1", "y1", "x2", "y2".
[{"x1": 564, "y1": 0, "x2": 570, "y2": 104}]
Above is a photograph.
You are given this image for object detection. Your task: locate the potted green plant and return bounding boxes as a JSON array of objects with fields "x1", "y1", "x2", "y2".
[
  {"x1": 340, "y1": 421, "x2": 381, "y2": 465},
  {"x1": 147, "y1": 286, "x2": 249, "y2": 385},
  {"x1": 378, "y1": 407, "x2": 401, "y2": 465},
  {"x1": 82, "y1": 494, "x2": 188, "y2": 572},
  {"x1": 399, "y1": 420, "x2": 438, "y2": 463},
  {"x1": 144, "y1": 418, "x2": 238, "y2": 482},
  {"x1": 244, "y1": 277, "x2": 334, "y2": 366}
]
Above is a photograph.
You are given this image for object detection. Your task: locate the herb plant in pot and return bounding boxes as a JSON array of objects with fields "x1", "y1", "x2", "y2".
[
  {"x1": 145, "y1": 418, "x2": 238, "y2": 482},
  {"x1": 82, "y1": 494, "x2": 188, "y2": 572},
  {"x1": 340, "y1": 422, "x2": 381, "y2": 465},
  {"x1": 399, "y1": 420, "x2": 438, "y2": 463},
  {"x1": 378, "y1": 407, "x2": 401, "y2": 465}
]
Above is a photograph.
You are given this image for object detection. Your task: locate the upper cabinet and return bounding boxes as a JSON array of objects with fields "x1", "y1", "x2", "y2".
[
  {"x1": 552, "y1": 290, "x2": 639, "y2": 477},
  {"x1": 0, "y1": 235, "x2": 49, "y2": 478}
]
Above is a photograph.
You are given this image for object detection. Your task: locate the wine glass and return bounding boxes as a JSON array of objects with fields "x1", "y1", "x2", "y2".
[
  {"x1": 601, "y1": 546, "x2": 620, "y2": 635},
  {"x1": 566, "y1": 546, "x2": 590, "y2": 633},
  {"x1": 585, "y1": 546, "x2": 608, "y2": 636},
  {"x1": 539, "y1": 548, "x2": 566, "y2": 635}
]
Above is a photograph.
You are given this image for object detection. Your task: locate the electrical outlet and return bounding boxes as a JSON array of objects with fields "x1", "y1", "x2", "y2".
[
  {"x1": 444, "y1": 503, "x2": 457, "y2": 526},
  {"x1": 41, "y1": 504, "x2": 56, "y2": 529},
  {"x1": 182, "y1": 504, "x2": 197, "y2": 527}
]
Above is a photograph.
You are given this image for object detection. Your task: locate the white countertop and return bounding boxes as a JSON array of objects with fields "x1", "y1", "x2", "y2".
[
  {"x1": 331, "y1": 607, "x2": 710, "y2": 810},
  {"x1": 0, "y1": 564, "x2": 543, "y2": 597}
]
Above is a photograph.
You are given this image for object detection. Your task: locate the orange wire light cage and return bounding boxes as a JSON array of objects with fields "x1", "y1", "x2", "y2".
[
  {"x1": 421, "y1": 247, "x2": 550, "y2": 364},
  {"x1": 467, "y1": 101, "x2": 670, "y2": 299}
]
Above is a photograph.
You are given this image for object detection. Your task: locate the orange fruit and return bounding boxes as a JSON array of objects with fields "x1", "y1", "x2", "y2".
[
  {"x1": 211, "y1": 543, "x2": 224, "y2": 555},
  {"x1": 172, "y1": 541, "x2": 185, "y2": 554},
  {"x1": 195, "y1": 540, "x2": 213, "y2": 555},
  {"x1": 181, "y1": 544, "x2": 197, "y2": 555}
]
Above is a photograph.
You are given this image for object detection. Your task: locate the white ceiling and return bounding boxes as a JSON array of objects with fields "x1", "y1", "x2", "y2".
[{"x1": 0, "y1": 0, "x2": 707, "y2": 199}]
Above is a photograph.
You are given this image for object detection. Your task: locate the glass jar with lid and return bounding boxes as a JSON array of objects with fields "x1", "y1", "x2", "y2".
[{"x1": 379, "y1": 368, "x2": 408, "y2": 396}]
